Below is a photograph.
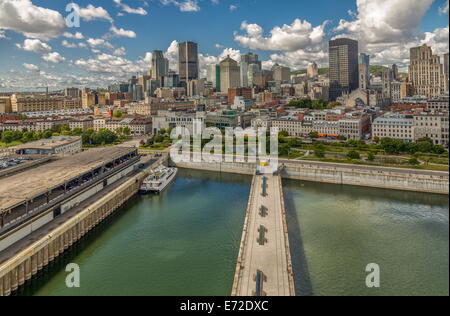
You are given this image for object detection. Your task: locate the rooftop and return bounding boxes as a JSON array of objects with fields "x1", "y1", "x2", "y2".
[
  {"x1": 12, "y1": 136, "x2": 81, "y2": 151},
  {"x1": 0, "y1": 147, "x2": 134, "y2": 211}
]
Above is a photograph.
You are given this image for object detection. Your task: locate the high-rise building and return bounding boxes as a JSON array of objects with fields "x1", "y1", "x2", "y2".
[
  {"x1": 151, "y1": 50, "x2": 169, "y2": 80},
  {"x1": 409, "y1": 44, "x2": 446, "y2": 98},
  {"x1": 187, "y1": 79, "x2": 206, "y2": 97},
  {"x1": 358, "y1": 53, "x2": 370, "y2": 89},
  {"x1": 359, "y1": 64, "x2": 369, "y2": 90},
  {"x1": 382, "y1": 68, "x2": 393, "y2": 105},
  {"x1": 329, "y1": 38, "x2": 359, "y2": 101},
  {"x1": 220, "y1": 56, "x2": 241, "y2": 94},
  {"x1": 64, "y1": 88, "x2": 81, "y2": 99},
  {"x1": 240, "y1": 61, "x2": 249, "y2": 88},
  {"x1": 392, "y1": 64, "x2": 399, "y2": 81},
  {"x1": 178, "y1": 41, "x2": 199, "y2": 83},
  {"x1": 139, "y1": 75, "x2": 151, "y2": 94},
  {"x1": 207, "y1": 64, "x2": 221, "y2": 91},
  {"x1": 247, "y1": 63, "x2": 260, "y2": 87},
  {"x1": 307, "y1": 62, "x2": 319, "y2": 79},
  {"x1": 273, "y1": 65, "x2": 291, "y2": 83},
  {"x1": 444, "y1": 53, "x2": 449, "y2": 93},
  {"x1": 163, "y1": 71, "x2": 180, "y2": 88},
  {"x1": 240, "y1": 53, "x2": 262, "y2": 88},
  {"x1": 241, "y1": 52, "x2": 262, "y2": 69}
]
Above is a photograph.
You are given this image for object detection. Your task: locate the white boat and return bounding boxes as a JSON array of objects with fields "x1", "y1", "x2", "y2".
[{"x1": 140, "y1": 165, "x2": 178, "y2": 194}]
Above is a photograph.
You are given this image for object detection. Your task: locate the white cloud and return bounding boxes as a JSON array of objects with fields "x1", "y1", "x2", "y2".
[
  {"x1": 42, "y1": 52, "x2": 66, "y2": 63},
  {"x1": 113, "y1": 0, "x2": 148, "y2": 15},
  {"x1": 23, "y1": 63, "x2": 40, "y2": 72},
  {"x1": 86, "y1": 38, "x2": 115, "y2": 50},
  {"x1": 0, "y1": 29, "x2": 6, "y2": 39},
  {"x1": 335, "y1": 0, "x2": 434, "y2": 45},
  {"x1": 113, "y1": 47, "x2": 127, "y2": 56},
  {"x1": 63, "y1": 32, "x2": 84, "y2": 39},
  {"x1": 16, "y1": 39, "x2": 52, "y2": 54},
  {"x1": 74, "y1": 53, "x2": 141, "y2": 75},
  {"x1": 439, "y1": 0, "x2": 449, "y2": 14},
  {"x1": 79, "y1": 4, "x2": 113, "y2": 22},
  {"x1": 160, "y1": 0, "x2": 201, "y2": 12},
  {"x1": 165, "y1": 40, "x2": 180, "y2": 70},
  {"x1": 109, "y1": 25, "x2": 137, "y2": 38},
  {"x1": 229, "y1": 5, "x2": 237, "y2": 12},
  {"x1": 234, "y1": 19, "x2": 329, "y2": 52},
  {"x1": 332, "y1": 0, "x2": 448, "y2": 68},
  {"x1": 0, "y1": 0, "x2": 66, "y2": 39}
]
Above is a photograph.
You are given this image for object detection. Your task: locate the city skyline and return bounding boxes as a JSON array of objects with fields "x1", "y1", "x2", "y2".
[{"x1": 0, "y1": 0, "x2": 449, "y2": 91}]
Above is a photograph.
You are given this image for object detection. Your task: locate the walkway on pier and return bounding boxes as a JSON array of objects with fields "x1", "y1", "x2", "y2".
[{"x1": 232, "y1": 173, "x2": 295, "y2": 296}]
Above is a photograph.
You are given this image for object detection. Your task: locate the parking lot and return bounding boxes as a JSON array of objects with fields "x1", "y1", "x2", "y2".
[{"x1": 0, "y1": 156, "x2": 33, "y2": 170}]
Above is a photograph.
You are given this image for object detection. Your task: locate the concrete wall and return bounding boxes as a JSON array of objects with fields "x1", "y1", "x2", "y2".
[{"x1": 171, "y1": 159, "x2": 449, "y2": 195}]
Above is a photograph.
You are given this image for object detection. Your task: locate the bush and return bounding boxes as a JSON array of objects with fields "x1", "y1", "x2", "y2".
[
  {"x1": 408, "y1": 158, "x2": 420, "y2": 166},
  {"x1": 347, "y1": 150, "x2": 361, "y2": 160},
  {"x1": 367, "y1": 152, "x2": 376, "y2": 161},
  {"x1": 314, "y1": 148, "x2": 325, "y2": 158}
]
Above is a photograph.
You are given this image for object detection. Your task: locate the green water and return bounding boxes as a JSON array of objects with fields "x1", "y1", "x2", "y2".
[
  {"x1": 284, "y1": 180, "x2": 449, "y2": 296},
  {"x1": 18, "y1": 169, "x2": 251, "y2": 296},
  {"x1": 16, "y1": 170, "x2": 448, "y2": 296}
]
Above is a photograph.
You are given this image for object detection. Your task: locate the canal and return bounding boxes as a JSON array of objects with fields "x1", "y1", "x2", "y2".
[{"x1": 15, "y1": 169, "x2": 449, "y2": 296}]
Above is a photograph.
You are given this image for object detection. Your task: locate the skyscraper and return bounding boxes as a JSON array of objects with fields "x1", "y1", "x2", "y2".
[
  {"x1": 247, "y1": 63, "x2": 260, "y2": 87},
  {"x1": 151, "y1": 50, "x2": 169, "y2": 80},
  {"x1": 241, "y1": 52, "x2": 262, "y2": 69},
  {"x1": 444, "y1": 53, "x2": 449, "y2": 93},
  {"x1": 382, "y1": 68, "x2": 394, "y2": 105},
  {"x1": 392, "y1": 64, "x2": 399, "y2": 81},
  {"x1": 207, "y1": 64, "x2": 221, "y2": 91},
  {"x1": 307, "y1": 62, "x2": 319, "y2": 79},
  {"x1": 329, "y1": 38, "x2": 359, "y2": 101},
  {"x1": 241, "y1": 53, "x2": 262, "y2": 88},
  {"x1": 220, "y1": 56, "x2": 241, "y2": 93},
  {"x1": 409, "y1": 45, "x2": 446, "y2": 98},
  {"x1": 358, "y1": 53, "x2": 370, "y2": 89},
  {"x1": 273, "y1": 65, "x2": 291, "y2": 83},
  {"x1": 178, "y1": 41, "x2": 199, "y2": 83}
]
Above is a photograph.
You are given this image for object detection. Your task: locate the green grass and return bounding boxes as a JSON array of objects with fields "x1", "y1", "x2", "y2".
[{"x1": 0, "y1": 141, "x2": 23, "y2": 148}]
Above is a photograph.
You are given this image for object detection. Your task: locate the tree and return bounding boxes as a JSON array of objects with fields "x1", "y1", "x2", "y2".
[
  {"x1": 279, "y1": 130, "x2": 289, "y2": 138},
  {"x1": 408, "y1": 158, "x2": 420, "y2": 166},
  {"x1": 154, "y1": 134, "x2": 164, "y2": 143},
  {"x1": 123, "y1": 127, "x2": 131, "y2": 136},
  {"x1": 1, "y1": 131, "x2": 13, "y2": 144},
  {"x1": 309, "y1": 131, "x2": 319, "y2": 139},
  {"x1": 367, "y1": 152, "x2": 376, "y2": 161},
  {"x1": 43, "y1": 130, "x2": 53, "y2": 139},
  {"x1": 327, "y1": 101, "x2": 342, "y2": 109},
  {"x1": 347, "y1": 150, "x2": 361, "y2": 160},
  {"x1": 314, "y1": 144, "x2": 325, "y2": 158},
  {"x1": 315, "y1": 149, "x2": 325, "y2": 158},
  {"x1": 433, "y1": 145, "x2": 445, "y2": 155}
]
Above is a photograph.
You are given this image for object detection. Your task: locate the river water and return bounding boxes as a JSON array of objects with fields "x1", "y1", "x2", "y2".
[{"x1": 16, "y1": 169, "x2": 448, "y2": 296}]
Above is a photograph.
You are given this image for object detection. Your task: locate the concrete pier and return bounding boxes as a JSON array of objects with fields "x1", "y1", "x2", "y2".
[
  {"x1": 0, "y1": 155, "x2": 166, "y2": 296},
  {"x1": 232, "y1": 173, "x2": 295, "y2": 296}
]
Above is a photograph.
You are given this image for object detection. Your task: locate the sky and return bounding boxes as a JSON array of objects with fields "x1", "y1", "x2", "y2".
[{"x1": 0, "y1": 0, "x2": 449, "y2": 91}]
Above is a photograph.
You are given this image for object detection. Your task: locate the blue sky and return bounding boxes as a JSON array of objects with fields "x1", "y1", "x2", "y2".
[{"x1": 0, "y1": 0, "x2": 448, "y2": 91}]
